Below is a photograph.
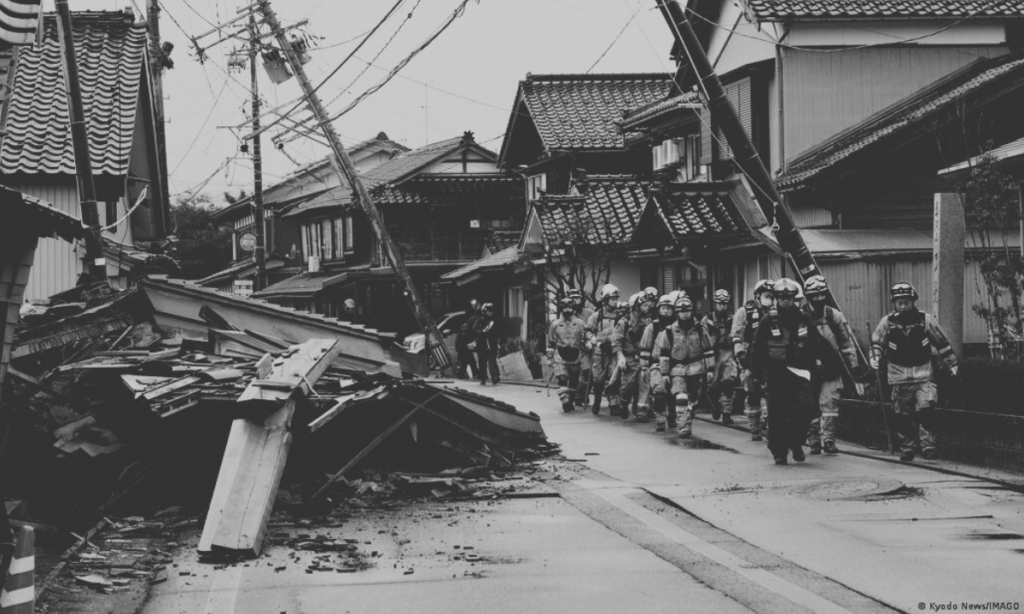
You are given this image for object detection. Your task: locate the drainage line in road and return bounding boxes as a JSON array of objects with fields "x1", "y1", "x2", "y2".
[{"x1": 694, "y1": 416, "x2": 1024, "y2": 495}]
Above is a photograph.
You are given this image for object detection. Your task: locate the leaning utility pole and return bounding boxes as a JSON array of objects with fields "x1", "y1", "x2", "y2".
[
  {"x1": 56, "y1": 0, "x2": 106, "y2": 281},
  {"x1": 256, "y1": 0, "x2": 454, "y2": 372},
  {"x1": 655, "y1": 0, "x2": 873, "y2": 377},
  {"x1": 147, "y1": 0, "x2": 171, "y2": 237},
  {"x1": 655, "y1": 0, "x2": 829, "y2": 302},
  {"x1": 249, "y1": 13, "x2": 267, "y2": 291}
]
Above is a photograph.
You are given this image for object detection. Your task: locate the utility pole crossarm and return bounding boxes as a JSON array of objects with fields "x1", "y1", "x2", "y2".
[{"x1": 256, "y1": 0, "x2": 454, "y2": 373}]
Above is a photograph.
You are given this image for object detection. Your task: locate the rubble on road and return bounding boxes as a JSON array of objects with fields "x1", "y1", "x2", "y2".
[{"x1": 3, "y1": 278, "x2": 556, "y2": 566}]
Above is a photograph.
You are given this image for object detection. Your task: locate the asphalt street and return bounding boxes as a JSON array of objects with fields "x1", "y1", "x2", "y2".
[{"x1": 141, "y1": 380, "x2": 1024, "y2": 614}]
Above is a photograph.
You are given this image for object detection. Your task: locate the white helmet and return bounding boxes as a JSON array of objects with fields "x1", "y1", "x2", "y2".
[{"x1": 600, "y1": 283, "x2": 620, "y2": 302}]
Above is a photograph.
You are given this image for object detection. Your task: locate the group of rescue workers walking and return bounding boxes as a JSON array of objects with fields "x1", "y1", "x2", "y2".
[{"x1": 546, "y1": 276, "x2": 959, "y2": 465}]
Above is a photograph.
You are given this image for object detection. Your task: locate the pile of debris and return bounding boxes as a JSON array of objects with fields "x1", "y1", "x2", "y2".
[{"x1": 3, "y1": 277, "x2": 555, "y2": 562}]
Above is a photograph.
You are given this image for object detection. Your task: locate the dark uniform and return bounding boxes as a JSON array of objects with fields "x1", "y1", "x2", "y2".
[
  {"x1": 732, "y1": 299, "x2": 771, "y2": 438},
  {"x1": 751, "y1": 295, "x2": 829, "y2": 463},
  {"x1": 473, "y1": 305, "x2": 501, "y2": 385}
]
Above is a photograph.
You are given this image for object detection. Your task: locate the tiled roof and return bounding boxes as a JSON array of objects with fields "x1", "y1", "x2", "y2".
[
  {"x1": 646, "y1": 183, "x2": 747, "y2": 240},
  {"x1": 778, "y1": 52, "x2": 1024, "y2": 191},
  {"x1": 0, "y1": 185, "x2": 82, "y2": 242},
  {"x1": 441, "y1": 246, "x2": 522, "y2": 282},
  {"x1": 516, "y1": 74, "x2": 674, "y2": 151},
  {"x1": 534, "y1": 176, "x2": 650, "y2": 246},
  {"x1": 747, "y1": 0, "x2": 1024, "y2": 20},
  {"x1": 619, "y1": 91, "x2": 703, "y2": 132},
  {"x1": 374, "y1": 175, "x2": 523, "y2": 207},
  {"x1": 1, "y1": 11, "x2": 148, "y2": 176},
  {"x1": 284, "y1": 134, "x2": 498, "y2": 219}
]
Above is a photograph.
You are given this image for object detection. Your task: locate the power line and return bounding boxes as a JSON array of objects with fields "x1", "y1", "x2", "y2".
[
  {"x1": 171, "y1": 77, "x2": 230, "y2": 175},
  {"x1": 245, "y1": 0, "x2": 408, "y2": 140},
  {"x1": 587, "y1": 0, "x2": 646, "y2": 74}
]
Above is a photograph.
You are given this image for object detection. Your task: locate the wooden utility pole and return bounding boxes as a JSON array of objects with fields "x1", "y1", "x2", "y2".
[
  {"x1": 249, "y1": 14, "x2": 267, "y2": 291},
  {"x1": 256, "y1": 0, "x2": 454, "y2": 372},
  {"x1": 56, "y1": 0, "x2": 106, "y2": 281},
  {"x1": 654, "y1": 0, "x2": 870, "y2": 372},
  {"x1": 147, "y1": 0, "x2": 171, "y2": 237}
]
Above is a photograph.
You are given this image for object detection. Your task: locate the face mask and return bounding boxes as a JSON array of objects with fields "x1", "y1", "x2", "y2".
[
  {"x1": 759, "y1": 295, "x2": 774, "y2": 308},
  {"x1": 677, "y1": 311, "x2": 693, "y2": 322},
  {"x1": 562, "y1": 309, "x2": 574, "y2": 318}
]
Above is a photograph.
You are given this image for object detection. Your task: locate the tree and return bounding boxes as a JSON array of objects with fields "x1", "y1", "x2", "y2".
[
  {"x1": 960, "y1": 154, "x2": 1024, "y2": 359},
  {"x1": 528, "y1": 214, "x2": 624, "y2": 314},
  {"x1": 168, "y1": 194, "x2": 233, "y2": 280}
]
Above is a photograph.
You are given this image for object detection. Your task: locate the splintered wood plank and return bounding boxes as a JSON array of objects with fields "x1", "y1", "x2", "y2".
[{"x1": 238, "y1": 338, "x2": 339, "y2": 403}]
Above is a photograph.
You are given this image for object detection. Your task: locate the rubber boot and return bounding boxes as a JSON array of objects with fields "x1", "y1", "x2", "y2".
[
  {"x1": 676, "y1": 394, "x2": 692, "y2": 438},
  {"x1": 732, "y1": 388, "x2": 746, "y2": 417},
  {"x1": 591, "y1": 384, "x2": 604, "y2": 415}
]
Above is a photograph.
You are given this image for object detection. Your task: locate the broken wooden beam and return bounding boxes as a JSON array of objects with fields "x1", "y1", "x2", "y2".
[{"x1": 199, "y1": 338, "x2": 340, "y2": 558}]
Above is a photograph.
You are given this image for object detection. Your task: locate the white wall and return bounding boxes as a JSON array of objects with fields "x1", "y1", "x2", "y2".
[
  {"x1": 787, "y1": 20, "x2": 1005, "y2": 47},
  {"x1": 707, "y1": 0, "x2": 777, "y2": 75}
]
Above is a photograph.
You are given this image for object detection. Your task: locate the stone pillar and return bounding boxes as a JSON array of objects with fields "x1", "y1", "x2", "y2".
[{"x1": 933, "y1": 192, "x2": 965, "y2": 358}]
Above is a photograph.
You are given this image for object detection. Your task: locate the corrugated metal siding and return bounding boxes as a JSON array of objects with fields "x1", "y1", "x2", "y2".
[
  {"x1": 17, "y1": 183, "x2": 82, "y2": 300},
  {"x1": 782, "y1": 46, "x2": 1008, "y2": 162}
]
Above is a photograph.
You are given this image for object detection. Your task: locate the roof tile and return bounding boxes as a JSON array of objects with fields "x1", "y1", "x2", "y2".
[
  {"x1": 1, "y1": 12, "x2": 147, "y2": 176},
  {"x1": 520, "y1": 74, "x2": 674, "y2": 150},
  {"x1": 748, "y1": 0, "x2": 1024, "y2": 20},
  {"x1": 649, "y1": 184, "x2": 746, "y2": 240},
  {"x1": 534, "y1": 176, "x2": 650, "y2": 246}
]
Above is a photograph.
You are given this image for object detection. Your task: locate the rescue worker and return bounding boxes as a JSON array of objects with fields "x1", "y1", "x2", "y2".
[
  {"x1": 803, "y1": 275, "x2": 859, "y2": 455},
  {"x1": 733, "y1": 279, "x2": 774, "y2": 441},
  {"x1": 547, "y1": 297, "x2": 587, "y2": 412},
  {"x1": 603, "y1": 299, "x2": 632, "y2": 417},
  {"x1": 750, "y1": 278, "x2": 830, "y2": 465},
  {"x1": 586, "y1": 284, "x2": 622, "y2": 416},
  {"x1": 702, "y1": 289, "x2": 738, "y2": 425},
  {"x1": 473, "y1": 302, "x2": 501, "y2": 385},
  {"x1": 871, "y1": 282, "x2": 958, "y2": 462},
  {"x1": 642, "y1": 294, "x2": 677, "y2": 431},
  {"x1": 569, "y1": 288, "x2": 594, "y2": 408},
  {"x1": 656, "y1": 295, "x2": 715, "y2": 438},
  {"x1": 615, "y1": 289, "x2": 657, "y2": 422}
]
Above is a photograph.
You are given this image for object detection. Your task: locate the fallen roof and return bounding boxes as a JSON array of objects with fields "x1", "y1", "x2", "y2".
[
  {"x1": 1, "y1": 11, "x2": 148, "y2": 176},
  {"x1": 250, "y1": 269, "x2": 357, "y2": 299},
  {"x1": 777, "y1": 51, "x2": 1024, "y2": 192},
  {"x1": 745, "y1": 0, "x2": 1024, "y2": 21},
  {"x1": 440, "y1": 246, "x2": 523, "y2": 284},
  {"x1": 500, "y1": 73, "x2": 674, "y2": 161},
  {"x1": 0, "y1": 185, "x2": 83, "y2": 242},
  {"x1": 532, "y1": 176, "x2": 651, "y2": 246}
]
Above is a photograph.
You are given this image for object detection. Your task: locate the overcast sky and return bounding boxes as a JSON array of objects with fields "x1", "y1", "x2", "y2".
[{"x1": 41, "y1": 0, "x2": 676, "y2": 205}]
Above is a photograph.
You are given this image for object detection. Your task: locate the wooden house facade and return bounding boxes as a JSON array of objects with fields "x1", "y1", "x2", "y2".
[{"x1": 0, "y1": 11, "x2": 171, "y2": 300}]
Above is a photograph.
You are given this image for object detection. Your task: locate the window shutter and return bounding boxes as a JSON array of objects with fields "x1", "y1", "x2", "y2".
[
  {"x1": 716, "y1": 77, "x2": 752, "y2": 162},
  {"x1": 700, "y1": 106, "x2": 713, "y2": 166}
]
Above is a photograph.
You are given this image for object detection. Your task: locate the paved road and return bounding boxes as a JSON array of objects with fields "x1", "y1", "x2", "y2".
[{"x1": 142, "y1": 380, "x2": 1024, "y2": 614}]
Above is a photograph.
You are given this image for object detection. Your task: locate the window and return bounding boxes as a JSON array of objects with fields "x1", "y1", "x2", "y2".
[
  {"x1": 527, "y1": 174, "x2": 547, "y2": 201},
  {"x1": 344, "y1": 216, "x2": 354, "y2": 253},
  {"x1": 322, "y1": 219, "x2": 334, "y2": 260},
  {"x1": 653, "y1": 139, "x2": 682, "y2": 171}
]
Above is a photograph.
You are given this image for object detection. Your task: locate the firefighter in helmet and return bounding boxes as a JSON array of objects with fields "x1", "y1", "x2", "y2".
[
  {"x1": 642, "y1": 294, "x2": 677, "y2": 431},
  {"x1": 547, "y1": 297, "x2": 587, "y2": 412},
  {"x1": 567, "y1": 288, "x2": 594, "y2": 408},
  {"x1": 803, "y1": 275, "x2": 859, "y2": 455},
  {"x1": 751, "y1": 278, "x2": 830, "y2": 465},
  {"x1": 732, "y1": 279, "x2": 775, "y2": 441},
  {"x1": 585, "y1": 284, "x2": 623, "y2": 416},
  {"x1": 614, "y1": 288, "x2": 658, "y2": 421},
  {"x1": 655, "y1": 294, "x2": 715, "y2": 438},
  {"x1": 871, "y1": 282, "x2": 958, "y2": 462},
  {"x1": 702, "y1": 289, "x2": 738, "y2": 425}
]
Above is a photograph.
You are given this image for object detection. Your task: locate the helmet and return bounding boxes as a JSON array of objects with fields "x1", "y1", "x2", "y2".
[
  {"x1": 804, "y1": 275, "x2": 828, "y2": 297},
  {"x1": 753, "y1": 279, "x2": 774, "y2": 297},
  {"x1": 600, "y1": 283, "x2": 620, "y2": 301},
  {"x1": 481, "y1": 302, "x2": 495, "y2": 312},
  {"x1": 656, "y1": 294, "x2": 674, "y2": 309},
  {"x1": 713, "y1": 289, "x2": 730, "y2": 304},
  {"x1": 567, "y1": 288, "x2": 582, "y2": 299},
  {"x1": 890, "y1": 282, "x2": 918, "y2": 301},
  {"x1": 615, "y1": 300, "x2": 630, "y2": 314},
  {"x1": 343, "y1": 298, "x2": 356, "y2": 310},
  {"x1": 642, "y1": 287, "x2": 659, "y2": 303},
  {"x1": 628, "y1": 292, "x2": 643, "y2": 309},
  {"x1": 558, "y1": 297, "x2": 575, "y2": 310},
  {"x1": 674, "y1": 296, "x2": 694, "y2": 311},
  {"x1": 773, "y1": 278, "x2": 803, "y2": 299}
]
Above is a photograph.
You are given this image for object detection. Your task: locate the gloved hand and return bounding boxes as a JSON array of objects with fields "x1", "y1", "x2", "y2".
[
  {"x1": 950, "y1": 365, "x2": 959, "y2": 377},
  {"x1": 617, "y1": 354, "x2": 626, "y2": 370},
  {"x1": 546, "y1": 349, "x2": 555, "y2": 361}
]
